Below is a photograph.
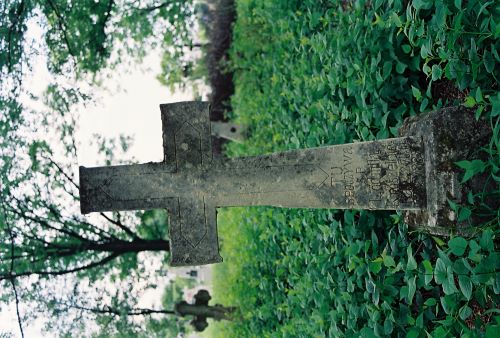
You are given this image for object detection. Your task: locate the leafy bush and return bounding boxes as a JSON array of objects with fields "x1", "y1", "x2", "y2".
[{"x1": 209, "y1": 0, "x2": 499, "y2": 337}]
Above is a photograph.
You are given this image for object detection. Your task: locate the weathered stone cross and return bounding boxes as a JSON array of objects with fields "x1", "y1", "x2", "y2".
[{"x1": 79, "y1": 102, "x2": 489, "y2": 266}]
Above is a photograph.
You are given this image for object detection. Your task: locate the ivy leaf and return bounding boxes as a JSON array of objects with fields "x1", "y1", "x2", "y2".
[
  {"x1": 383, "y1": 255, "x2": 396, "y2": 268},
  {"x1": 406, "y1": 329, "x2": 420, "y2": 338},
  {"x1": 408, "y1": 275, "x2": 417, "y2": 304},
  {"x1": 383, "y1": 318, "x2": 393, "y2": 335},
  {"x1": 438, "y1": 249, "x2": 453, "y2": 266},
  {"x1": 479, "y1": 229, "x2": 494, "y2": 251},
  {"x1": 464, "y1": 96, "x2": 476, "y2": 108},
  {"x1": 431, "y1": 65, "x2": 443, "y2": 81},
  {"x1": 491, "y1": 92, "x2": 500, "y2": 117},
  {"x1": 459, "y1": 305, "x2": 472, "y2": 320},
  {"x1": 407, "y1": 247, "x2": 417, "y2": 270},
  {"x1": 448, "y1": 237, "x2": 468, "y2": 256},
  {"x1": 412, "y1": 86, "x2": 422, "y2": 101},
  {"x1": 458, "y1": 207, "x2": 472, "y2": 222},
  {"x1": 455, "y1": 159, "x2": 487, "y2": 183},
  {"x1": 413, "y1": 0, "x2": 433, "y2": 10},
  {"x1": 369, "y1": 258, "x2": 383, "y2": 274},
  {"x1": 423, "y1": 260, "x2": 433, "y2": 285},
  {"x1": 458, "y1": 275, "x2": 472, "y2": 300},
  {"x1": 434, "y1": 258, "x2": 447, "y2": 284},
  {"x1": 494, "y1": 272, "x2": 500, "y2": 294},
  {"x1": 442, "y1": 266, "x2": 458, "y2": 295},
  {"x1": 483, "y1": 50, "x2": 494, "y2": 73},
  {"x1": 453, "y1": 258, "x2": 469, "y2": 275},
  {"x1": 475, "y1": 87, "x2": 483, "y2": 103},
  {"x1": 424, "y1": 297, "x2": 436, "y2": 306},
  {"x1": 440, "y1": 295, "x2": 457, "y2": 314}
]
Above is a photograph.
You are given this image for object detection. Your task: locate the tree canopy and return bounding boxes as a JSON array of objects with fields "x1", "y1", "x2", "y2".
[{"x1": 0, "y1": 0, "x2": 207, "y2": 335}]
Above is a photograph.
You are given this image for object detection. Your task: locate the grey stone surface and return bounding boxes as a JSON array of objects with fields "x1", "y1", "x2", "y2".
[
  {"x1": 400, "y1": 106, "x2": 492, "y2": 235},
  {"x1": 79, "y1": 102, "x2": 489, "y2": 266},
  {"x1": 210, "y1": 121, "x2": 247, "y2": 142},
  {"x1": 175, "y1": 289, "x2": 236, "y2": 332}
]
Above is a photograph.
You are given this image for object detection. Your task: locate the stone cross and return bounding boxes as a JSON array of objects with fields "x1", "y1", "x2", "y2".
[
  {"x1": 210, "y1": 121, "x2": 247, "y2": 143},
  {"x1": 175, "y1": 289, "x2": 236, "y2": 332},
  {"x1": 79, "y1": 102, "x2": 489, "y2": 266}
]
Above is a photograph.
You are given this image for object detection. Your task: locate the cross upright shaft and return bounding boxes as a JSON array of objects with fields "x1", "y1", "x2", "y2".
[{"x1": 79, "y1": 102, "x2": 426, "y2": 266}]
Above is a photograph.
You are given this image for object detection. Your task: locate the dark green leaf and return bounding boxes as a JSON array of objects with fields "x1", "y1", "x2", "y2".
[
  {"x1": 383, "y1": 255, "x2": 396, "y2": 268},
  {"x1": 483, "y1": 50, "x2": 494, "y2": 73},
  {"x1": 432, "y1": 65, "x2": 443, "y2": 81},
  {"x1": 407, "y1": 247, "x2": 417, "y2": 270},
  {"x1": 453, "y1": 259, "x2": 469, "y2": 275},
  {"x1": 458, "y1": 207, "x2": 472, "y2": 222},
  {"x1": 459, "y1": 305, "x2": 472, "y2": 320},
  {"x1": 402, "y1": 44, "x2": 412, "y2": 53},
  {"x1": 384, "y1": 318, "x2": 393, "y2": 335},
  {"x1": 458, "y1": 275, "x2": 472, "y2": 300},
  {"x1": 435, "y1": 258, "x2": 447, "y2": 284},
  {"x1": 464, "y1": 96, "x2": 476, "y2": 108},
  {"x1": 412, "y1": 86, "x2": 422, "y2": 101},
  {"x1": 424, "y1": 297, "x2": 436, "y2": 306},
  {"x1": 448, "y1": 237, "x2": 467, "y2": 256},
  {"x1": 440, "y1": 295, "x2": 458, "y2": 314},
  {"x1": 408, "y1": 276, "x2": 417, "y2": 304},
  {"x1": 480, "y1": 229, "x2": 494, "y2": 251},
  {"x1": 455, "y1": 159, "x2": 487, "y2": 183},
  {"x1": 370, "y1": 258, "x2": 383, "y2": 274},
  {"x1": 442, "y1": 267, "x2": 458, "y2": 295},
  {"x1": 423, "y1": 260, "x2": 433, "y2": 285}
]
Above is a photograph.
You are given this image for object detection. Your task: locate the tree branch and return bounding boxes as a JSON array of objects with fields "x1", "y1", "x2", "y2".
[
  {"x1": 45, "y1": 0, "x2": 76, "y2": 58},
  {"x1": 102, "y1": 0, "x2": 114, "y2": 27},
  {"x1": 71, "y1": 216, "x2": 117, "y2": 241},
  {"x1": 100, "y1": 212, "x2": 139, "y2": 240},
  {"x1": 8, "y1": 205, "x2": 89, "y2": 242},
  {"x1": 69, "y1": 303, "x2": 175, "y2": 316},
  {"x1": 135, "y1": 1, "x2": 172, "y2": 13},
  {"x1": 7, "y1": 0, "x2": 26, "y2": 72},
  {"x1": 46, "y1": 156, "x2": 79, "y2": 190},
  {"x1": 1, "y1": 202, "x2": 25, "y2": 337},
  {"x1": 0, "y1": 252, "x2": 120, "y2": 281}
]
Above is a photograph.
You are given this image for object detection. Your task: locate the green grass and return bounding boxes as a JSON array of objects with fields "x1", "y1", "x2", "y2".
[{"x1": 209, "y1": 0, "x2": 499, "y2": 337}]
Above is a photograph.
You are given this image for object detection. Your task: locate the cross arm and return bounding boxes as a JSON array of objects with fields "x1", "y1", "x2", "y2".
[
  {"x1": 79, "y1": 162, "x2": 222, "y2": 266},
  {"x1": 160, "y1": 101, "x2": 213, "y2": 169},
  {"x1": 79, "y1": 162, "x2": 176, "y2": 214}
]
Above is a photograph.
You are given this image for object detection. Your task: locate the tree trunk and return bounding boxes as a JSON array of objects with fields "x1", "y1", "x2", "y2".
[{"x1": 86, "y1": 239, "x2": 170, "y2": 253}]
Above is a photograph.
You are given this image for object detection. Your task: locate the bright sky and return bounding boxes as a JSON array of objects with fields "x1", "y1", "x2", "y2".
[{"x1": 77, "y1": 55, "x2": 198, "y2": 166}]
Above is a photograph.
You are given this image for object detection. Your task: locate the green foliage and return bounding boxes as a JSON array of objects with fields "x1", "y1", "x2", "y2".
[
  {"x1": 211, "y1": 0, "x2": 500, "y2": 336},
  {"x1": 1, "y1": 0, "x2": 195, "y2": 79},
  {"x1": 212, "y1": 209, "x2": 498, "y2": 337},
  {"x1": 1, "y1": 2, "x2": 197, "y2": 333}
]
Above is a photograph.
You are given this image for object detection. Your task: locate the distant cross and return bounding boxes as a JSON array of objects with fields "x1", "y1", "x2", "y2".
[
  {"x1": 175, "y1": 289, "x2": 236, "y2": 332},
  {"x1": 80, "y1": 101, "x2": 428, "y2": 266}
]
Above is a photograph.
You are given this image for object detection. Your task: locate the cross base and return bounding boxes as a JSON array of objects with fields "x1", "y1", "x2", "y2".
[{"x1": 400, "y1": 106, "x2": 494, "y2": 235}]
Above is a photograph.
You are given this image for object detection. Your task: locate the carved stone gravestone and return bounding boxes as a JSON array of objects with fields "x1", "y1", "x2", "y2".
[
  {"x1": 175, "y1": 289, "x2": 236, "y2": 332},
  {"x1": 79, "y1": 102, "x2": 490, "y2": 266},
  {"x1": 210, "y1": 121, "x2": 247, "y2": 143}
]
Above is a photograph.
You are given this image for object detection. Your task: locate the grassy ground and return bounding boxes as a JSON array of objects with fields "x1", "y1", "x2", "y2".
[{"x1": 206, "y1": 0, "x2": 499, "y2": 337}]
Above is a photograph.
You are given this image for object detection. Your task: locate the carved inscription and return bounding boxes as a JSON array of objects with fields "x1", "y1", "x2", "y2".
[{"x1": 329, "y1": 139, "x2": 424, "y2": 209}]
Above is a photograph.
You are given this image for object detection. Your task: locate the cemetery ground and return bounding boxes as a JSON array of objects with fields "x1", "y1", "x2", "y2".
[{"x1": 205, "y1": 1, "x2": 499, "y2": 337}]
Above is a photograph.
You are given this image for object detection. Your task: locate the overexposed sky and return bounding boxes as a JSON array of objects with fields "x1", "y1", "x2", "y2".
[{"x1": 77, "y1": 55, "x2": 198, "y2": 166}]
